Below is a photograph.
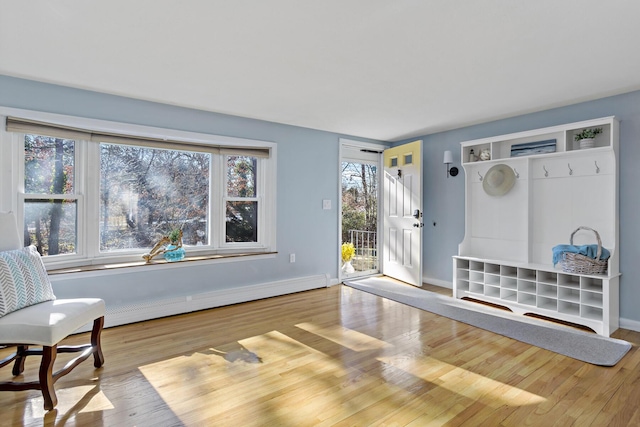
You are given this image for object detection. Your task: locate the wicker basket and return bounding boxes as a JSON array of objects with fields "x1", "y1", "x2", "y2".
[{"x1": 558, "y1": 226, "x2": 608, "y2": 275}]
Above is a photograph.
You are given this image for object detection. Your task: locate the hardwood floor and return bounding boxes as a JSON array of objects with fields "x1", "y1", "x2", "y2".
[{"x1": 1, "y1": 283, "x2": 639, "y2": 426}]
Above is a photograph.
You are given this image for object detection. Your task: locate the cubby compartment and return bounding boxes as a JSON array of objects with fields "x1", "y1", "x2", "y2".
[
  {"x1": 582, "y1": 305, "x2": 603, "y2": 320},
  {"x1": 469, "y1": 282, "x2": 484, "y2": 294},
  {"x1": 537, "y1": 296, "x2": 557, "y2": 311},
  {"x1": 457, "y1": 280, "x2": 470, "y2": 292},
  {"x1": 558, "y1": 274, "x2": 580, "y2": 288},
  {"x1": 485, "y1": 263, "x2": 500, "y2": 275},
  {"x1": 456, "y1": 258, "x2": 470, "y2": 270},
  {"x1": 469, "y1": 271, "x2": 484, "y2": 283},
  {"x1": 501, "y1": 265, "x2": 517, "y2": 278},
  {"x1": 485, "y1": 274, "x2": 500, "y2": 286},
  {"x1": 558, "y1": 287, "x2": 580, "y2": 303},
  {"x1": 485, "y1": 285, "x2": 501, "y2": 298},
  {"x1": 518, "y1": 268, "x2": 536, "y2": 281},
  {"x1": 537, "y1": 271, "x2": 557, "y2": 284},
  {"x1": 518, "y1": 292, "x2": 536, "y2": 306},
  {"x1": 501, "y1": 289, "x2": 517, "y2": 302},
  {"x1": 501, "y1": 276, "x2": 518, "y2": 290},
  {"x1": 537, "y1": 283, "x2": 557, "y2": 298},
  {"x1": 517, "y1": 279, "x2": 536, "y2": 294},
  {"x1": 565, "y1": 123, "x2": 612, "y2": 152},
  {"x1": 456, "y1": 269, "x2": 470, "y2": 280},
  {"x1": 581, "y1": 277, "x2": 603, "y2": 293},
  {"x1": 559, "y1": 300, "x2": 580, "y2": 316},
  {"x1": 463, "y1": 143, "x2": 491, "y2": 164},
  {"x1": 469, "y1": 261, "x2": 484, "y2": 271},
  {"x1": 581, "y1": 291, "x2": 603, "y2": 308}
]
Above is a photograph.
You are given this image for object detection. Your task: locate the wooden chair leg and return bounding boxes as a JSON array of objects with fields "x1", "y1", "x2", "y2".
[
  {"x1": 2, "y1": 316, "x2": 104, "y2": 410},
  {"x1": 91, "y1": 316, "x2": 105, "y2": 368},
  {"x1": 39, "y1": 345, "x2": 58, "y2": 411},
  {"x1": 12, "y1": 345, "x2": 28, "y2": 376}
]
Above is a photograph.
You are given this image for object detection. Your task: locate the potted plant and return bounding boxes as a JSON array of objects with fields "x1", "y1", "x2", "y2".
[
  {"x1": 574, "y1": 127, "x2": 602, "y2": 149},
  {"x1": 164, "y1": 228, "x2": 185, "y2": 262},
  {"x1": 341, "y1": 242, "x2": 356, "y2": 274}
]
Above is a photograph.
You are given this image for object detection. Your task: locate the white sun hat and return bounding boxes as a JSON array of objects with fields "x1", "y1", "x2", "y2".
[{"x1": 483, "y1": 164, "x2": 516, "y2": 197}]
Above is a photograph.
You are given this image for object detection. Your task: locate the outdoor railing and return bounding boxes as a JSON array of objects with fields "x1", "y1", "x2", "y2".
[{"x1": 348, "y1": 229, "x2": 378, "y2": 272}]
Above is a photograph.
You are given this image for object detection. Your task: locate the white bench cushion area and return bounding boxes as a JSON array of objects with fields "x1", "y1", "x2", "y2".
[{"x1": 0, "y1": 298, "x2": 105, "y2": 347}]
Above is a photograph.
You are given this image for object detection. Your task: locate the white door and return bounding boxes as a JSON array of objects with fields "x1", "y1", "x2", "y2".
[{"x1": 382, "y1": 140, "x2": 423, "y2": 286}]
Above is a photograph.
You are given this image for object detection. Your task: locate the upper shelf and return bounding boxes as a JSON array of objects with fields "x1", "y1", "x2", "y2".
[{"x1": 461, "y1": 116, "x2": 618, "y2": 165}]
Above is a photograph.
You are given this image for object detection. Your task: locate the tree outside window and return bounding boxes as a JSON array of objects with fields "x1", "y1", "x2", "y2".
[
  {"x1": 99, "y1": 143, "x2": 210, "y2": 251},
  {"x1": 23, "y1": 134, "x2": 76, "y2": 255},
  {"x1": 226, "y1": 155, "x2": 258, "y2": 243}
]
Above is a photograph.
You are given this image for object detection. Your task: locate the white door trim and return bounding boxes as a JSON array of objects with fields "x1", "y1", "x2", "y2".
[{"x1": 338, "y1": 139, "x2": 386, "y2": 281}]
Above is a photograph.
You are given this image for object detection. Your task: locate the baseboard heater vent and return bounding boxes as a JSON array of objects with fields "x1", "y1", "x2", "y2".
[{"x1": 75, "y1": 274, "x2": 329, "y2": 332}]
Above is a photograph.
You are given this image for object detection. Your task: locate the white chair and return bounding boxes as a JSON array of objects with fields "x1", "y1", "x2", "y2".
[{"x1": 0, "y1": 212, "x2": 105, "y2": 410}]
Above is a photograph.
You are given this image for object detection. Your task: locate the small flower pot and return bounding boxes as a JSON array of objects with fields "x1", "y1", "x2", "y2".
[{"x1": 579, "y1": 138, "x2": 595, "y2": 149}]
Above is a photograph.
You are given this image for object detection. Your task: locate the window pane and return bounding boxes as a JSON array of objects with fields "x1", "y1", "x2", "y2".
[
  {"x1": 24, "y1": 199, "x2": 77, "y2": 256},
  {"x1": 24, "y1": 135, "x2": 75, "y2": 194},
  {"x1": 99, "y1": 143, "x2": 210, "y2": 251},
  {"x1": 226, "y1": 201, "x2": 257, "y2": 242},
  {"x1": 227, "y1": 156, "x2": 257, "y2": 197}
]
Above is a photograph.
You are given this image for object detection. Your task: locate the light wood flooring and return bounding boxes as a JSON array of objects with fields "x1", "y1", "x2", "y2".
[{"x1": 1, "y1": 283, "x2": 639, "y2": 426}]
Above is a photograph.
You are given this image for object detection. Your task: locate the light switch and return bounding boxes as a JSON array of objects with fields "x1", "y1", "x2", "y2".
[{"x1": 322, "y1": 200, "x2": 331, "y2": 210}]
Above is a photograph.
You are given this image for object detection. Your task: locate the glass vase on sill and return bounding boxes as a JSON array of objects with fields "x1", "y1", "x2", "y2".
[
  {"x1": 342, "y1": 259, "x2": 355, "y2": 274},
  {"x1": 164, "y1": 244, "x2": 186, "y2": 262}
]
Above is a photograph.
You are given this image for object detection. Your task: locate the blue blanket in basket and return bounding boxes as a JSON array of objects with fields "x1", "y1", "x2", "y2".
[{"x1": 552, "y1": 244, "x2": 610, "y2": 266}]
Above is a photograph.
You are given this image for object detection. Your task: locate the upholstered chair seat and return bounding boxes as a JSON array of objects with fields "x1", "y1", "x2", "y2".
[{"x1": 0, "y1": 212, "x2": 105, "y2": 410}]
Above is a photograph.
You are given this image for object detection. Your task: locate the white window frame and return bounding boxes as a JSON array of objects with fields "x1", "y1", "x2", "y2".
[
  {"x1": 0, "y1": 107, "x2": 277, "y2": 269},
  {"x1": 221, "y1": 153, "x2": 265, "y2": 249}
]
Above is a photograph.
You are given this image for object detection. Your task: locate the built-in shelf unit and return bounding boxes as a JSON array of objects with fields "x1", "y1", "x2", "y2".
[{"x1": 454, "y1": 117, "x2": 619, "y2": 336}]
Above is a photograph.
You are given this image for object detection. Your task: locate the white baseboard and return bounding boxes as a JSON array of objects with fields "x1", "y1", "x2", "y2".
[
  {"x1": 422, "y1": 276, "x2": 452, "y2": 289},
  {"x1": 620, "y1": 317, "x2": 640, "y2": 333},
  {"x1": 83, "y1": 274, "x2": 329, "y2": 331}
]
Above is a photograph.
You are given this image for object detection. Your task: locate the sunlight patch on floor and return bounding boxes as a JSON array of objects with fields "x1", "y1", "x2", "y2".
[
  {"x1": 378, "y1": 354, "x2": 546, "y2": 408},
  {"x1": 296, "y1": 322, "x2": 393, "y2": 352},
  {"x1": 27, "y1": 385, "x2": 114, "y2": 418}
]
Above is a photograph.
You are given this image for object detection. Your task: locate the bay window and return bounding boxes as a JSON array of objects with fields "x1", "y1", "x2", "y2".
[{"x1": 4, "y1": 113, "x2": 276, "y2": 268}]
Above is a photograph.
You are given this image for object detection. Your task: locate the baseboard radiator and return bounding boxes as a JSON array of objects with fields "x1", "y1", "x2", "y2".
[{"x1": 76, "y1": 274, "x2": 329, "y2": 332}]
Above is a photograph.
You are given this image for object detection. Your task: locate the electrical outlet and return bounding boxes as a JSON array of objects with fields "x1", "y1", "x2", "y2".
[
  {"x1": 289, "y1": 253, "x2": 296, "y2": 263},
  {"x1": 322, "y1": 199, "x2": 331, "y2": 210}
]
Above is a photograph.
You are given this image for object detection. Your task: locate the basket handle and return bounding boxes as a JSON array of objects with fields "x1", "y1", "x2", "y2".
[{"x1": 569, "y1": 226, "x2": 602, "y2": 259}]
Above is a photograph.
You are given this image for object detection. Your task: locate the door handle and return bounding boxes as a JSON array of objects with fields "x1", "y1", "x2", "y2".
[{"x1": 413, "y1": 223, "x2": 424, "y2": 228}]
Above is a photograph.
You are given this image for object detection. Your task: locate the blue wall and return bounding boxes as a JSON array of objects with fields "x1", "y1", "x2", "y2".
[
  {"x1": 399, "y1": 90, "x2": 640, "y2": 326},
  {"x1": 0, "y1": 75, "x2": 380, "y2": 309}
]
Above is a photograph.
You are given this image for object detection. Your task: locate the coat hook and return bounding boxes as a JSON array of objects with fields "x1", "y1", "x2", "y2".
[
  {"x1": 568, "y1": 163, "x2": 573, "y2": 176},
  {"x1": 477, "y1": 171, "x2": 483, "y2": 181},
  {"x1": 513, "y1": 168, "x2": 519, "y2": 178},
  {"x1": 595, "y1": 161, "x2": 600, "y2": 174},
  {"x1": 543, "y1": 165, "x2": 548, "y2": 177}
]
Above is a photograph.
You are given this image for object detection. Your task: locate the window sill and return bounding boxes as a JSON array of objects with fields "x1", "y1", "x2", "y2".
[{"x1": 47, "y1": 251, "x2": 278, "y2": 276}]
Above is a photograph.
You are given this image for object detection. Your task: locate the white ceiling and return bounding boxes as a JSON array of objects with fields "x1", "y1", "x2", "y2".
[{"x1": 2, "y1": 1, "x2": 640, "y2": 142}]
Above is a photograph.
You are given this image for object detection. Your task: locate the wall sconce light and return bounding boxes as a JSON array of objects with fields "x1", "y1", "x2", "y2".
[{"x1": 444, "y1": 150, "x2": 459, "y2": 178}]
